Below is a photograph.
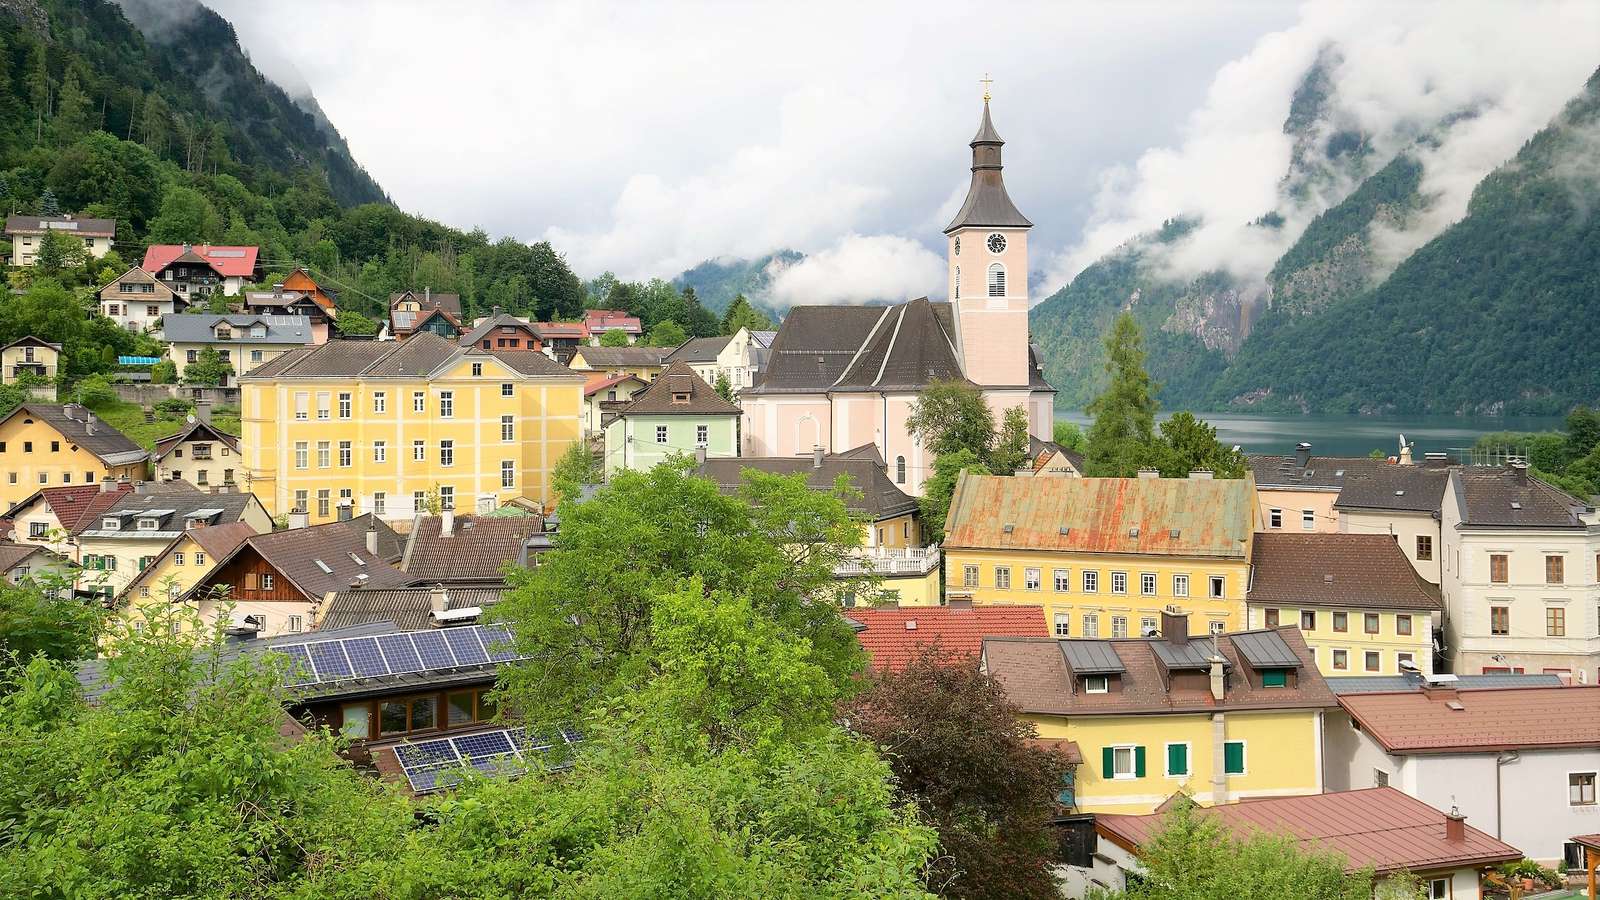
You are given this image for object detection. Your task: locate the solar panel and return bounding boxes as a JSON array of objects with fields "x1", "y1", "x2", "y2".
[
  {"x1": 454, "y1": 730, "x2": 515, "y2": 760},
  {"x1": 393, "y1": 729, "x2": 550, "y2": 793},
  {"x1": 208, "y1": 248, "x2": 247, "y2": 258},
  {"x1": 375, "y1": 633, "x2": 422, "y2": 672},
  {"x1": 560, "y1": 726, "x2": 584, "y2": 745},
  {"x1": 478, "y1": 624, "x2": 518, "y2": 662},
  {"x1": 411, "y1": 631, "x2": 456, "y2": 669},
  {"x1": 395, "y1": 739, "x2": 458, "y2": 769},
  {"x1": 276, "y1": 644, "x2": 316, "y2": 684},
  {"x1": 308, "y1": 641, "x2": 353, "y2": 679},
  {"x1": 443, "y1": 628, "x2": 489, "y2": 665},
  {"x1": 342, "y1": 637, "x2": 389, "y2": 677}
]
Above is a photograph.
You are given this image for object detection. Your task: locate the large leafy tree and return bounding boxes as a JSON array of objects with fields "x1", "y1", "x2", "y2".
[
  {"x1": 845, "y1": 651, "x2": 1074, "y2": 900},
  {"x1": 182, "y1": 345, "x2": 233, "y2": 386},
  {"x1": 988, "y1": 406, "x2": 1033, "y2": 476},
  {"x1": 919, "y1": 448, "x2": 987, "y2": 546},
  {"x1": 598, "y1": 328, "x2": 631, "y2": 347},
  {"x1": 1154, "y1": 411, "x2": 1248, "y2": 479},
  {"x1": 907, "y1": 380, "x2": 995, "y2": 459},
  {"x1": 0, "y1": 576, "x2": 102, "y2": 670},
  {"x1": 1084, "y1": 313, "x2": 1159, "y2": 476}
]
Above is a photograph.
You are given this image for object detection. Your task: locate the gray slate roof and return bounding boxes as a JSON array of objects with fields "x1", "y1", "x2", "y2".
[
  {"x1": 241, "y1": 332, "x2": 578, "y2": 381},
  {"x1": 1334, "y1": 466, "x2": 1451, "y2": 513},
  {"x1": 574, "y1": 346, "x2": 672, "y2": 369},
  {"x1": 1248, "y1": 453, "x2": 1393, "y2": 491},
  {"x1": 319, "y1": 586, "x2": 506, "y2": 632},
  {"x1": 1453, "y1": 467, "x2": 1592, "y2": 528},
  {"x1": 694, "y1": 447, "x2": 919, "y2": 521},
  {"x1": 748, "y1": 300, "x2": 970, "y2": 395},
  {"x1": 1326, "y1": 673, "x2": 1567, "y2": 695},
  {"x1": 1060, "y1": 640, "x2": 1128, "y2": 675},
  {"x1": 1230, "y1": 630, "x2": 1303, "y2": 668},
  {"x1": 79, "y1": 485, "x2": 261, "y2": 539},
  {"x1": 666, "y1": 336, "x2": 732, "y2": 364},
  {"x1": 161, "y1": 314, "x2": 314, "y2": 345},
  {"x1": 401, "y1": 514, "x2": 544, "y2": 582},
  {"x1": 5, "y1": 214, "x2": 115, "y2": 236},
  {"x1": 459, "y1": 313, "x2": 539, "y2": 346},
  {"x1": 2, "y1": 404, "x2": 147, "y2": 466}
]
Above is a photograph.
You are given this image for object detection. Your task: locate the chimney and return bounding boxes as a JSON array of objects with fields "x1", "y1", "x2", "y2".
[
  {"x1": 366, "y1": 520, "x2": 379, "y2": 556},
  {"x1": 1137, "y1": 468, "x2": 1159, "y2": 479},
  {"x1": 1161, "y1": 609, "x2": 1188, "y2": 645},
  {"x1": 424, "y1": 286, "x2": 431, "y2": 303},
  {"x1": 84, "y1": 411, "x2": 97, "y2": 435},
  {"x1": 1444, "y1": 807, "x2": 1466, "y2": 842},
  {"x1": 213, "y1": 483, "x2": 232, "y2": 494},
  {"x1": 133, "y1": 480, "x2": 150, "y2": 495},
  {"x1": 1188, "y1": 468, "x2": 1214, "y2": 480},
  {"x1": 272, "y1": 283, "x2": 283, "y2": 299},
  {"x1": 492, "y1": 305, "x2": 502, "y2": 318},
  {"x1": 1420, "y1": 678, "x2": 1459, "y2": 701},
  {"x1": 1508, "y1": 460, "x2": 1529, "y2": 480},
  {"x1": 1294, "y1": 442, "x2": 1311, "y2": 468},
  {"x1": 193, "y1": 400, "x2": 212, "y2": 425},
  {"x1": 100, "y1": 477, "x2": 116, "y2": 493},
  {"x1": 288, "y1": 510, "x2": 309, "y2": 530},
  {"x1": 813, "y1": 445, "x2": 825, "y2": 468},
  {"x1": 694, "y1": 446, "x2": 707, "y2": 464},
  {"x1": 440, "y1": 509, "x2": 454, "y2": 538},
  {"x1": 336, "y1": 501, "x2": 352, "y2": 522},
  {"x1": 429, "y1": 584, "x2": 448, "y2": 618},
  {"x1": 1208, "y1": 655, "x2": 1227, "y2": 701}
]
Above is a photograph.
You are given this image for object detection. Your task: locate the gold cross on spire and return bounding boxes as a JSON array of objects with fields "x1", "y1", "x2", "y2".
[{"x1": 980, "y1": 73, "x2": 994, "y2": 102}]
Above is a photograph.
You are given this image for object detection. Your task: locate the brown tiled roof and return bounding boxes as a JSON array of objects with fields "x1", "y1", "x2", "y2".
[
  {"x1": 3, "y1": 483, "x2": 131, "y2": 531},
  {"x1": 318, "y1": 586, "x2": 505, "y2": 632},
  {"x1": 743, "y1": 304, "x2": 894, "y2": 394},
  {"x1": 944, "y1": 472, "x2": 1255, "y2": 559},
  {"x1": 1248, "y1": 533, "x2": 1441, "y2": 611},
  {"x1": 240, "y1": 339, "x2": 392, "y2": 379},
  {"x1": 0, "y1": 541, "x2": 50, "y2": 572},
  {"x1": 2, "y1": 404, "x2": 148, "y2": 466},
  {"x1": 459, "y1": 313, "x2": 538, "y2": 347},
  {"x1": 0, "y1": 335, "x2": 62, "y2": 353},
  {"x1": 848, "y1": 605, "x2": 1048, "y2": 670},
  {"x1": 361, "y1": 331, "x2": 459, "y2": 377},
  {"x1": 388, "y1": 290, "x2": 461, "y2": 316},
  {"x1": 1573, "y1": 833, "x2": 1600, "y2": 852},
  {"x1": 152, "y1": 420, "x2": 240, "y2": 460},
  {"x1": 1334, "y1": 467, "x2": 1450, "y2": 513},
  {"x1": 1028, "y1": 437, "x2": 1083, "y2": 473},
  {"x1": 695, "y1": 449, "x2": 918, "y2": 520},
  {"x1": 1097, "y1": 788, "x2": 1520, "y2": 875},
  {"x1": 484, "y1": 349, "x2": 579, "y2": 378},
  {"x1": 5, "y1": 214, "x2": 116, "y2": 236},
  {"x1": 193, "y1": 516, "x2": 409, "y2": 603},
  {"x1": 982, "y1": 626, "x2": 1335, "y2": 716},
  {"x1": 572, "y1": 346, "x2": 672, "y2": 369},
  {"x1": 1338, "y1": 685, "x2": 1600, "y2": 753},
  {"x1": 583, "y1": 373, "x2": 647, "y2": 397},
  {"x1": 1248, "y1": 453, "x2": 1393, "y2": 491},
  {"x1": 400, "y1": 514, "x2": 543, "y2": 582},
  {"x1": 1452, "y1": 467, "x2": 1591, "y2": 528},
  {"x1": 616, "y1": 361, "x2": 740, "y2": 417}
]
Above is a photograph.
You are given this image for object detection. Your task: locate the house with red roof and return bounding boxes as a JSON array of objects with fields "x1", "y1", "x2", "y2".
[
  {"x1": 1075, "y1": 788, "x2": 1520, "y2": 900},
  {"x1": 141, "y1": 244, "x2": 262, "y2": 299},
  {"x1": 845, "y1": 603, "x2": 1048, "y2": 671},
  {"x1": 1327, "y1": 682, "x2": 1600, "y2": 870},
  {"x1": 582, "y1": 372, "x2": 648, "y2": 435},
  {"x1": 582, "y1": 309, "x2": 642, "y2": 344}
]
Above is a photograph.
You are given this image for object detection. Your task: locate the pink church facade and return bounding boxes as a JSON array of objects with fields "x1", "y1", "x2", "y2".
[{"x1": 741, "y1": 100, "x2": 1055, "y2": 495}]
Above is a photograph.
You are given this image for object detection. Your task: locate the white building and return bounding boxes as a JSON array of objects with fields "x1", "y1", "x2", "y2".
[
  {"x1": 665, "y1": 327, "x2": 772, "y2": 394},
  {"x1": 97, "y1": 267, "x2": 184, "y2": 332},
  {"x1": 1334, "y1": 464, "x2": 1452, "y2": 585},
  {"x1": 1327, "y1": 680, "x2": 1600, "y2": 869},
  {"x1": 5, "y1": 214, "x2": 115, "y2": 267}
]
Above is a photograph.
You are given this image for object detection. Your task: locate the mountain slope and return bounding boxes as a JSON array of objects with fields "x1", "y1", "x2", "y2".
[
  {"x1": 672, "y1": 249, "x2": 799, "y2": 319},
  {"x1": 1212, "y1": 67, "x2": 1600, "y2": 416}
]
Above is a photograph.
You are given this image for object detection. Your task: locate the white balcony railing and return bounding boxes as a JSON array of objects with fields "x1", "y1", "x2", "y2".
[{"x1": 835, "y1": 545, "x2": 940, "y2": 577}]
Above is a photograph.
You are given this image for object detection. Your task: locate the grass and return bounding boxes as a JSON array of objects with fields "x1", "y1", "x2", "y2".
[{"x1": 86, "y1": 398, "x2": 241, "y2": 452}]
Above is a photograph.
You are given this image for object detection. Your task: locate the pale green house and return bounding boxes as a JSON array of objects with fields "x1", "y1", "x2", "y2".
[{"x1": 603, "y1": 361, "x2": 741, "y2": 477}]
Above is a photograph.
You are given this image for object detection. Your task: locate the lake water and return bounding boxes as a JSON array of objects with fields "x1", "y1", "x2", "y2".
[{"x1": 1054, "y1": 410, "x2": 1567, "y2": 459}]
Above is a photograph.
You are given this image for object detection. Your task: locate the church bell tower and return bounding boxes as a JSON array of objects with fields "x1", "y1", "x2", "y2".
[{"x1": 947, "y1": 89, "x2": 1032, "y2": 389}]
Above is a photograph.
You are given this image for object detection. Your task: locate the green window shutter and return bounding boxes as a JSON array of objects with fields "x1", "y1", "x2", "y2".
[
  {"x1": 1263, "y1": 669, "x2": 1287, "y2": 688},
  {"x1": 1134, "y1": 745, "x2": 1147, "y2": 778},
  {"x1": 1102, "y1": 746, "x2": 1115, "y2": 779},
  {"x1": 1224, "y1": 741, "x2": 1245, "y2": 775},
  {"x1": 1168, "y1": 743, "x2": 1188, "y2": 776}
]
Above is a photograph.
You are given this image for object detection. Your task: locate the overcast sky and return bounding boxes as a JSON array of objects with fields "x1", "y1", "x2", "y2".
[{"x1": 204, "y1": 1, "x2": 1596, "y2": 302}]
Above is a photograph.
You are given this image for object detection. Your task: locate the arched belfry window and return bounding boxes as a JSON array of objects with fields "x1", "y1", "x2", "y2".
[
  {"x1": 988, "y1": 263, "x2": 1006, "y2": 297},
  {"x1": 954, "y1": 266, "x2": 961, "y2": 300},
  {"x1": 896, "y1": 455, "x2": 907, "y2": 484}
]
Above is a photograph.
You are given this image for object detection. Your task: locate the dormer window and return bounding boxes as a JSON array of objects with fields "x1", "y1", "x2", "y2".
[
  {"x1": 250, "y1": 325, "x2": 266, "y2": 338},
  {"x1": 1083, "y1": 675, "x2": 1110, "y2": 694},
  {"x1": 1262, "y1": 669, "x2": 1290, "y2": 688},
  {"x1": 137, "y1": 517, "x2": 160, "y2": 531},
  {"x1": 672, "y1": 392, "x2": 691, "y2": 404},
  {"x1": 215, "y1": 326, "x2": 232, "y2": 340},
  {"x1": 101, "y1": 517, "x2": 120, "y2": 531}
]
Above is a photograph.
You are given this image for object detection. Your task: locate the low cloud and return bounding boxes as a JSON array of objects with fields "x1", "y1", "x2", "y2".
[{"x1": 767, "y1": 234, "x2": 945, "y2": 306}]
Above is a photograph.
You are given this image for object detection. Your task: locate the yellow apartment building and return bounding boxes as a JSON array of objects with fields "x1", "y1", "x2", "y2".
[
  {"x1": 0, "y1": 404, "x2": 149, "y2": 510},
  {"x1": 943, "y1": 472, "x2": 1258, "y2": 637},
  {"x1": 981, "y1": 613, "x2": 1334, "y2": 814},
  {"x1": 1246, "y1": 532, "x2": 1440, "y2": 676},
  {"x1": 238, "y1": 333, "x2": 583, "y2": 525}
]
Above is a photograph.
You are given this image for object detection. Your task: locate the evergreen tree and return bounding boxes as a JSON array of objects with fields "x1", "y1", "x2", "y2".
[
  {"x1": 713, "y1": 372, "x2": 733, "y2": 401},
  {"x1": 37, "y1": 188, "x2": 60, "y2": 216},
  {"x1": 720, "y1": 293, "x2": 775, "y2": 334},
  {"x1": 25, "y1": 44, "x2": 49, "y2": 143},
  {"x1": 1084, "y1": 313, "x2": 1159, "y2": 476},
  {"x1": 138, "y1": 91, "x2": 170, "y2": 157},
  {"x1": 51, "y1": 71, "x2": 92, "y2": 146}
]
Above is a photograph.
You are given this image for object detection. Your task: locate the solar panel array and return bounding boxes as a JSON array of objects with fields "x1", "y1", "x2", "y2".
[
  {"x1": 394, "y1": 726, "x2": 583, "y2": 793},
  {"x1": 272, "y1": 624, "x2": 519, "y2": 686}
]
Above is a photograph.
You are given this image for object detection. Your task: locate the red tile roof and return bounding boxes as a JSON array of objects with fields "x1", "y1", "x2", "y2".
[
  {"x1": 583, "y1": 309, "x2": 642, "y2": 333},
  {"x1": 1339, "y1": 685, "x2": 1600, "y2": 753},
  {"x1": 43, "y1": 483, "x2": 134, "y2": 533},
  {"x1": 1097, "y1": 788, "x2": 1520, "y2": 875},
  {"x1": 141, "y1": 244, "x2": 260, "y2": 278},
  {"x1": 533, "y1": 322, "x2": 589, "y2": 339},
  {"x1": 583, "y1": 372, "x2": 645, "y2": 397},
  {"x1": 848, "y1": 605, "x2": 1048, "y2": 670}
]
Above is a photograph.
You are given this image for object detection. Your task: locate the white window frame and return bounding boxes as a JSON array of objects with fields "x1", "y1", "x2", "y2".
[
  {"x1": 1083, "y1": 613, "x2": 1099, "y2": 638},
  {"x1": 338, "y1": 392, "x2": 352, "y2": 420},
  {"x1": 1140, "y1": 572, "x2": 1157, "y2": 596},
  {"x1": 317, "y1": 441, "x2": 330, "y2": 468},
  {"x1": 1082, "y1": 571, "x2": 1099, "y2": 593},
  {"x1": 1053, "y1": 568, "x2": 1070, "y2": 592},
  {"x1": 373, "y1": 391, "x2": 386, "y2": 413},
  {"x1": 438, "y1": 485, "x2": 455, "y2": 511},
  {"x1": 1569, "y1": 771, "x2": 1597, "y2": 806},
  {"x1": 294, "y1": 392, "x2": 309, "y2": 420},
  {"x1": 501, "y1": 415, "x2": 515, "y2": 442},
  {"x1": 294, "y1": 442, "x2": 308, "y2": 469},
  {"x1": 1108, "y1": 744, "x2": 1136, "y2": 779},
  {"x1": 655, "y1": 425, "x2": 668, "y2": 444},
  {"x1": 987, "y1": 262, "x2": 1006, "y2": 297},
  {"x1": 1053, "y1": 613, "x2": 1070, "y2": 637},
  {"x1": 1268, "y1": 507, "x2": 1282, "y2": 529},
  {"x1": 995, "y1": 566, "x2": 1011, "y2": 589},
  {"x1": 1024, "y1": 567, "x2": 1041, "y2": 591},
  {"x1": 373, "y1": 441, "x2": 387, "y2": 463},
  {"x1": 962, "y1": 565, "x2": 978, "y2": 588},
  {"x1": 1173, "y1": 574, "x2": 1189, "y2": 597},
  {"x1": 373, "y1": 492, "x2": 386, "y2": 516},
  {"x1": 413, "y1": 391, "x2": 425, "y2": 413},
  {"x1": 1084, "y1": 675, "x2": 1110, "y2": 695},
  {"x1": 695, "y1": 424, "x2": 709, "y2": 448},
  {"x1": 1111, "y1": 615, "x2": 1128, "y2": 638},
  {"x1": 413, "y1": 440, "x2": 426, "y2": 462},
  {"x1": 439, "y1": 440, "x2": 455, "y2": 467},
  {"x1": 1111, "y1": 571, "x2": 1128, "y2": 594},
  {"x1": 501, "y1": 382, "x2": 514, "y2": 397},
  {"x1": 439, "y1": 391, "x2": 454, "y2": 418},
  {"x1": 501, "y1": 460, "x2": 515, "y2": 489},
  {"x1": 1208, "y1": 575, "x2": 1225, "y2": 599},
  {"x1": 1301, "y1": 508, "x2": 1315, "y2": 530},
  {"x1": 338, "y1": 441, "x2": 352, "y2": 468},
  {"x1": 316, "y1": 392, "x2": 331, "y2": 420}
]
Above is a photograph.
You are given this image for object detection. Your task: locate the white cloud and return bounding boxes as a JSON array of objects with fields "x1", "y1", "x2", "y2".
[{"x1": 767, "y1": 234, "x2": 946, "y2": 306}]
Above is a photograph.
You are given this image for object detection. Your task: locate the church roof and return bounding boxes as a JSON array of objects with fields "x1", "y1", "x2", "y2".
[
  {"x1": 944, "y1": 102, "x2": 1032, "y2": 234},
  {"x1": 747, "y1": 300, "x2": 971, "y2": 395},
  {"x1": 833, "y1": 298, "x2": 966, "y2": 391}
]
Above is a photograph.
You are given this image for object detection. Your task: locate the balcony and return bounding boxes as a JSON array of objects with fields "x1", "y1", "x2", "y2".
[{"x1": 835, "y1": 545, "x2": 940, "y2": 578}]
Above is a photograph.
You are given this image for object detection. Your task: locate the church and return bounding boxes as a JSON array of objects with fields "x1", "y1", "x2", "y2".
[{"x1": 741, "y1": 97, "x2": 1056, "y2": 495}]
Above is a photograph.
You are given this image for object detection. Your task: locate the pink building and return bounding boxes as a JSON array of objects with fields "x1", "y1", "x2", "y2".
[{"x1": 741, "y1": 99, "x2": 1055, "y2": 495}]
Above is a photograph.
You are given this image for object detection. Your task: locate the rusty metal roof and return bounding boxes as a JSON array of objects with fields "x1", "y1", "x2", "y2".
[{"x1": 943, "y1": 473, "x2": 1255, "y2": 558}]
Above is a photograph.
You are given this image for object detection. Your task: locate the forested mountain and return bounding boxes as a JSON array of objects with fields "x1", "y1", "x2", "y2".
[
  {"x1": 1029, "y1": 56, "x2": 1598, "y2": 415},
  {"x1": 672, "y1": 249, "x2": 800, "y2": 319}
]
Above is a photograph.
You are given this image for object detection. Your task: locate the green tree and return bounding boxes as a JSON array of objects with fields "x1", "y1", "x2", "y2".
[
  {"x1": 599, "y1": 327, "x2": 632, "y2": 347},
  {"x1": 1566, "y1": 406, "x2": 1600, "y2": 461},
  {"x1": 1155, "y1": 411, "x2": 1248, "y2": 479},
  {"x1": 720, "y1": 293, "x2": 775, "y2": 334},
  {"x1": 845, "y1": 649, "x2": 1074, "y2": 900},
  {"x1": 50, "y1": 70, "x2": 92, "y2": 146},
  {"x1": 906, "y1": 379, "x2": 995, "y2": 459},
  {"x1": 24, "y1": 44, "x2": 49, "y2": 143},
  {"x1": 988, "y1": 406, "x2": 1032, "y2": 476},
  {"x1": 1084, "y1": 313, "x2": 1159, "y2": 477},
  {"x1": 0, "y1": 576, "x2": 102, "y2": 669},
  {"x1": 918, "y1": 448, "x2": 985, "y2": 545},
  {"x1": 181, "y1": 346, "x2": 233, "y2": 386},
  {"x1": 333, "y1": 309, "x2": 378, "y2": 336},
  {"x1": 551, "y1": 440, "x2": 600, "y2": 500},
  {"x1": 139, "y1": 91, "x2": 169, "y2": 157},
  {"x1": 33, "y1": 230, "x2": 86, "y2": 274},
  {"x1": 713, "y1": 372, "x2": 734, "y2": 402},
  {"x1": 72, "y1": 373, "x2": 116, "y2": 407},
  {"x1": 37, "y1": 188, "x2": 60, "y2": 217},
  {"x1": 646, "y1": 319, "x2": 687, "y2": 347},
  {"x1": 149, "y1": 359, "x2": 177, "y2": 384},
  {"x1": 1052, "y1": 420, "x2": 1087, "y2": 454},
  {"x1": 147, "y1": 186, "x2": 222, "y2": 244}
]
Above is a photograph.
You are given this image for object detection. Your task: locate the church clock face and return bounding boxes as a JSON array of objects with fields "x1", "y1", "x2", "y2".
[{"x1": 986, "y1": 232, "x2": 1007, "y2": 254}]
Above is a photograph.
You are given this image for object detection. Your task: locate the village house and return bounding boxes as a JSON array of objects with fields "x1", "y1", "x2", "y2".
[
  {"x1": 460, "y1": 310, "x2": 542, "y2": 352},
  {"x1": 981, "y1": 613, "x2": 1335, "y2": 814},
  {"x1": 141, "y1": 244, "x2": 261, "y2": 299},
  {"x1": 4, "y1": 481, "x2": 133, "y2": 560},
  {"x1": 5, "y1": 214, "x2": 115, "y2": 266},
  {"x1": 1021, "y1": 436, "x2": 1084, "y2": 477},
  {"x1": 1440, "y1": 464, "x2": 1600, "y2": 681},
  {"x1": 1326, "y1": 681, "x2": 1600, "y2": 870},
  {"x1": 242, "y1": 271, "x2": 336, "y2": 342},
  {"x1": 114, "y1": 520, "x2": 257, "y2": 624},
  {"x1": 238, "y1": 332, "x2": 583, "y2": 525},
  {"x1": 398, "y1": 511, "x2": 545, "y2": 587},
  {"x1": 1334, "y1": 464, "x2": 1452, "y2": 584},
  {"x1": 151, "y1": 414, "x2": 240, "y2": 490},
  {"x1": 582, "y1": 309, "x2": 642, "y2": 345},
  {"x1": 75, "y1": 482, "x2": 271, "y2": 598},
  {"x1": 943, "y1": 472, "x2": 1258, "y2": 638},
  {"x1": 318, "y1": 585, "x2": 507, "y2": 632},
  {"x1": 1247, "y1": 532, "x2": 1442, "y2": 676},
  {"x1": 531, "y1": 322, "x2": 589, "y2": 362},
  {"x1": 664, "y1": 327, "x2": 770, "y2": 393},
  {"x1": 387, "y1": 289, "x2": 462, "y2": 341},
  {"x1": 741, "y1": 100, "x2": 1055, "y2": 495},
  {"x1": 581, "y1": 373, "x2": 648, "y2": 436},
  {"x1": 1077, "y1": 788, "x2": 1520, "y2": 900},
  {"x1": 0, "y1": 540, "x2": 71, "y2": 590},
  {"x1": 162, "y1": 314, "x2": 319, "y2": 394},
  {"x1": 696, "y1": 445, "x2": 940, "y2": 605},
  {"x1": 96, "y1": 267, "x2": 184, "y2": 332},
  {"x1": 603, "y1": 361, "x2": 740, "y2": 477},
  {"x1": 0, "y1": 336, "x2": 61, "y2": 385},
  {"x1": 847, "y1": 603, "x2": 1049, "y2": 670},
  {"x1": 567, "y1": 344, "x2": 671, "y2": 382},
  {"x1": 184, "y1": 515, "x2": 408, "y2": 637},
  {"x1": 0, "y1": 404, "x2": 148, "y2": 510},
  {"x1": 1249, "y1": 443, "x2": 1392, "y2": 534}
]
